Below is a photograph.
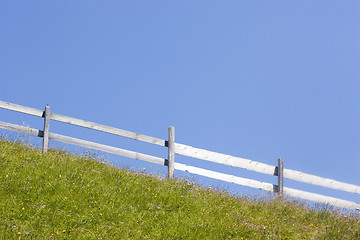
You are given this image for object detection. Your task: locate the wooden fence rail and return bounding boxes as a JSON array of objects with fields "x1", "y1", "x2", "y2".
[
  {"x1": 174, "y1": 142, "x2": 360, "y2": 195},
  {"x1": 0, "y1": 100, "x2": 359, "y2": 210},
  {"x1": 0, "y1": 121, "x2": 167, "y2": 166}
]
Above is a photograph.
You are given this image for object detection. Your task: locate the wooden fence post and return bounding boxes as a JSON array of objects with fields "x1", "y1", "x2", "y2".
[
  {"x1": 277, "y1": 158, "x2": 284, "y2": 199},
  {"x1": 42, "y1": 104, "x2": 50, "y2": 153},
  {"x1": 168, "y1": 126, "x2": 175, "y2": 180}
]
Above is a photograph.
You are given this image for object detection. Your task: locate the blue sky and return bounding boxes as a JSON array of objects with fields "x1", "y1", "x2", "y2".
[{"x1": 1, "y1": 1, "x2": 359, "y2": 206}]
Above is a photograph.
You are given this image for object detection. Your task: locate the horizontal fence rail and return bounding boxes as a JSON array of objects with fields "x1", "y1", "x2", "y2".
[
  {"x1": 283, "y1": 187, "x2": 360, "y2": 210},
  {"x1": 174, "y1": 162, "x2": 275, "y2": 192},
  {"x1": 174, "y1": 143, "x2": 277, "y2": 176},
  {"x1": 175, "y1": 142, "x2": 360, "y2": 195},
  {"x1": 0, "y1": 100, "x2": 359, "y2": 210},
  {"x1": 0, "y1": 121, "x2": 167, "y2": 166},
  {"x1": 51, "y1": 112, "x2": 166, "y2": 147},
  {"x1": 0, "y1": 101, "x2": 166, "y2": 146},
  {"x1": 283, "y1": 169, "x2": 360, "y2": 194},
  {"x1": 0, "y1": 101, "x2": 44, "y2": 117},
  {"x1": 174, "y1": 162, "x2": 360, "y2": 210}
]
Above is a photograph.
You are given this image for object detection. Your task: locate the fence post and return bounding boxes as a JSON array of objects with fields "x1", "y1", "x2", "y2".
[
  {"x1": 277, "y1": 158, "x2": 284, "y2": 199},
  {"x1": 167, "y1": 126, "x2": 175, "y2": 180},
  {"x1": 42, "y1": 104, "x2": 50, "y2": 153}
]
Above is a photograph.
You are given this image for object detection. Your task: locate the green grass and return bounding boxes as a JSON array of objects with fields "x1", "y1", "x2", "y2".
[{"x1": 0, "y1": 139, "x2": 359, "y2": 239}]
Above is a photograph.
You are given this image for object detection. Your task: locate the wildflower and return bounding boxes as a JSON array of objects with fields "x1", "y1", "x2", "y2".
[
  {"x1": 309, "y1": 224, "x2": 314, "y2": 227},
  {"x1": 18, "y1": 232, "x2": 21, "y2": 235},
  {"x1": 59, "y1": 174, "x2": 62, "y2": 178},
  {"x1": 94, "y1": 201, "x2": 97, "y2": 204},
  {"x1": 100, "y1": 213, "x2": 103, "y2": 216},
  {"x1": 291, "y1": 216, "x2": 295, "y2": 219},
  {"x1": 157, "y1": 206, "x2": 160, "y2": 209},
  {"x1": 62, "y1": 230, "x2": 66, "y2": 233},
  {"x1": 143, "y1": 168, "x2": 146, "y2": 171}
]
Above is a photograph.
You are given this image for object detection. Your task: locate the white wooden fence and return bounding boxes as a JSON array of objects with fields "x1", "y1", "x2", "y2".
[{"x1": 0, "y1": 100, "x2": 359, "y2": 210}]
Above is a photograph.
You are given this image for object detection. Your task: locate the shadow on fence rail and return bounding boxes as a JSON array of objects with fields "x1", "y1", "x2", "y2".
[{"x1": 0, "y1": 100, "x2": 359, "y2": 210}]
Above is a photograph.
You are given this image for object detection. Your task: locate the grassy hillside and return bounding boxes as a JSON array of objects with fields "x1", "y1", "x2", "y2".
[{"x1": 0, "y1": 139, "x2": 359, "y2": 239}]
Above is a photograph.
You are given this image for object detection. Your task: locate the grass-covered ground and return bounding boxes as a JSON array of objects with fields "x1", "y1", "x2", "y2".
[{"x1": 0, "y1": 139, "x2": 359, "y2": 239}]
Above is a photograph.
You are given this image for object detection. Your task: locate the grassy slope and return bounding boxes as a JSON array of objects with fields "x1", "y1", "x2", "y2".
[{"x1": 0, "y1": 140, "x2": 359, "y2": 239}]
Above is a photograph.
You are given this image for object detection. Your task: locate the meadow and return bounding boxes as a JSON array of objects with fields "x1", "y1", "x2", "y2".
[{"x1": 0, "y1": 139, "x2": 359, "y2": 239}]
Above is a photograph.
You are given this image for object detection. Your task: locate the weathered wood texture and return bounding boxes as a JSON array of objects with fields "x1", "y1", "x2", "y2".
[
  {"x1": 50, "y1": 113, "x2": 166, "y2": 146},
  {"x1": 174, "y1": 162, "x2": 275, "y2": 192},
  {"x1": 174, "y1": 142, "x2": 360, "y2": 195},
  {"x1": 0, "y1": 121, "x2": 43, "y2": 137},
  {"x1": 283, "y1": 187, "x2": 360, "y2": 210},
  {"x1": 48, "y1": 132, "x2": 166, "y2": 165},
  {"x1": 283, "y1": 169, "x2": 360, "y2": 194},
  {"x1": 167, "y1": 126, "x2": 175, "y2": 180},
  {"x1": 277, "y1": 158, "x2": 284, "y2": 199},
  {"x1": 0, "y1": 100, "x2": 165, "y2": 146},
  {"x1": 174, "y1": 143, "x2": 277, "y2": 176},
  {"x1": 0, "y1": 121, "x2": 166, "y2": 166},
  {"x1": 42, "y1": 105, "x2": 50, "y2": 153},
  {"x1": 0, "y1": 100, "x2": 43, "y2": 117}
]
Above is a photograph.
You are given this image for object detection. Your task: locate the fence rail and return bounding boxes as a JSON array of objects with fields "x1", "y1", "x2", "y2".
[
  {"x1": 0, "y1": 121, "x2": 167, "y2": 166},
  {"x1": 0, "y1": 100, "x2": 359, "y2": 210}
]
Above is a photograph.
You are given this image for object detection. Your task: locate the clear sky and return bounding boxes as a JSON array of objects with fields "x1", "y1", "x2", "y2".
[{"x1": 1, "y1": 1, "x2": 359, "y2": 206}]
